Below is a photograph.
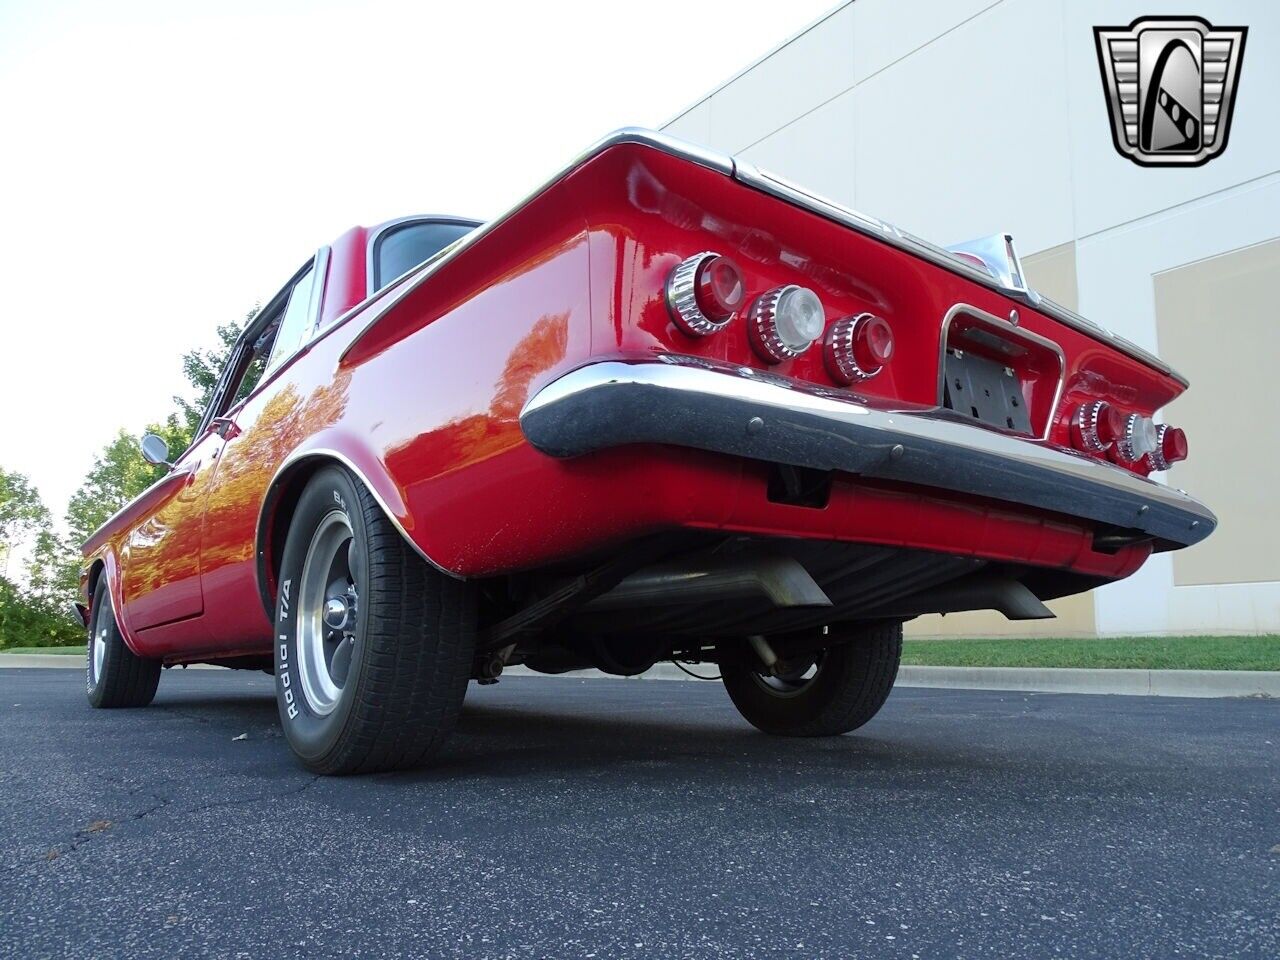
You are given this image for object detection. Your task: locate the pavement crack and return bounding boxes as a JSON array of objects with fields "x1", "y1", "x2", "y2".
[
  {"x1": 34, "y1": 789, "x2": 172, "y2": 868},
  {"x1": 25, "y1": 775, "x2": 317, "y2": 870},
  {"x1": 175, "y1": 775, "x2": 321, "y2": 817}
]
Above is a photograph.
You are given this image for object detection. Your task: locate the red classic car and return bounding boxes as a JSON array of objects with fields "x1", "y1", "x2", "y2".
[{"x1": 79, "y1": 129, "x2": 1214, "y2": 774}]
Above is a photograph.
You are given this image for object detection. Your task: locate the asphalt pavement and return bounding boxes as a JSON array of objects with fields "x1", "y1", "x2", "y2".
[{"x1": 1, "y1": 667, "x2": 1276, "y2": 959}]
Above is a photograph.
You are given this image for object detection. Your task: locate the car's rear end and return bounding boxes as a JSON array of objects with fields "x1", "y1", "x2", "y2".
[
  {"x1": 263, "y1": 128, "x2": 1220, "y2": 757},
  {"x1": 504, "y1": 130, "x2": 1212, "y2": 656}
]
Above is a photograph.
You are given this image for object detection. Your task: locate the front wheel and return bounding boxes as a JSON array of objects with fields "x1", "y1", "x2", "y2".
[
  {"x1": 720, "y1": 622, "x2": 902, "y2": 737},
  {"x1": 274, "y1": 466, "x2": 477, "y2": 775},
  {"x1": 86, "y1": 578, "x2": 161, "y2": 708}
]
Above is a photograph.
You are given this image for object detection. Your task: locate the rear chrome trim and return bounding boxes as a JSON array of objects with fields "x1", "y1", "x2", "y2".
[
  {"x1": 945, "y1": 233, "x2": 1033, "y2": 296},
  {"x1": 937, "y1": 303, "x2": 1066, "y2": 442},
  {"x1": 520, "y1": 358, "x2": 1215, "y2": 549}
]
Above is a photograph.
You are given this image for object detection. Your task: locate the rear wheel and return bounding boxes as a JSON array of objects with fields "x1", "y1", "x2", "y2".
[
  {"x1": 86, "y1": 578, "x2": 161, "y2": 708},
  {"x1": 721, "y1": 622, "x2": 902, "y2": 736},
  {"x1": 274, "y1": 466, "x2": 477, "y2": 775}
]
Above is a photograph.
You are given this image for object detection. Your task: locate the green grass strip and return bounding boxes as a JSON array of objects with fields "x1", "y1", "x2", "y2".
[{"x1": 902, "y1": 635, "x2": 1280, "y2": 671}]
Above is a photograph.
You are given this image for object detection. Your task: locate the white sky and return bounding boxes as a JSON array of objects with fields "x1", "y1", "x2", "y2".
[{"x1": 0, "y1": 0, "x2": 838, "y2": 524}]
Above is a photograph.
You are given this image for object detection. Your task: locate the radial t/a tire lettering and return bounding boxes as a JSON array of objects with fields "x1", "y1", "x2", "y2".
[{"x1": 273, "y1": 465, "x2": 477, "y2": 775}]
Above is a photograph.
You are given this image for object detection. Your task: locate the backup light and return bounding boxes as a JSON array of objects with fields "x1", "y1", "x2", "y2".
[
  {"x1": 1116, "y1": 412, "x2": 1159, "y2": 462},
  {"x1": 749, "y1": 285, "x2": 825, "y2": 362},
  {"x1": 825, "y1": 313, "x2": 893, "y2": 384},
  {"x1": 665, "y1": 252, "x2": 745, "y2": 337}
]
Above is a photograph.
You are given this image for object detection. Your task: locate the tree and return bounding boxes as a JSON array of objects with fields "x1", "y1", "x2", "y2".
[
  {"x1": 62, "y1": 308, "x2": 257, "y2": 549},
  {"x1": 170, "y1": 309, "x2": 258, "y2": 451},
  {"x1": 65, "y1": 431, "x2": 165, "y2": 549},
  {"x1": 0, "y1": 469, "x2": 46, "y2": 547},
  {"x1": 0, "y1": 468, "x2": 79, "y2": 647},
  {"x1": 3, "y1": 307, "x2": 257, "y2": 647}
]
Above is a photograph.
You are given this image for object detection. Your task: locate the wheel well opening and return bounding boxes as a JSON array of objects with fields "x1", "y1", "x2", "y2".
[
  {"x1": 258, "y1": 459, "x2": 325, "y2": 618},
  {"x1": 86, "y1": 560, "x2": 105, "y2": 605}
]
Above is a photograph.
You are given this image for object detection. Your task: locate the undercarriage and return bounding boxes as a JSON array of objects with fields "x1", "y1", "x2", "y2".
[{"x1": 475, "y1": 533, "x2": 1106, "y2": 681}]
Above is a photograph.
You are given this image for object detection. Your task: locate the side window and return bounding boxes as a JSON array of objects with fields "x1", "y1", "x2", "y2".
[
  {"x1": 265, "y1": 264, "x2": 316, "y2": 372},
  {"x1": 232, "y1": 326, "x2": 277, "y2": 404},
  {"x1": 372, "y1": 220, "x2": 476, "y2": 292}
]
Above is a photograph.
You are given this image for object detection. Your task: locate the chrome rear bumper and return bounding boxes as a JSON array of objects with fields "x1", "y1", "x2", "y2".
[{"x1": 520, "y1": 357, "x2": 1216, "y2": 549}]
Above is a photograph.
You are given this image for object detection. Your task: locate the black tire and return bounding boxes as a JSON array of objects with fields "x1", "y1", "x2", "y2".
[
  {"x1": 721, "y1": 622, "x2": 902, "y2": 737},
  {"x1": 86, "y1": 578, "x2": 161, "y2": 708},
  {"x1": 274, "y1": 466, "x2": 477, "y2": 775}
]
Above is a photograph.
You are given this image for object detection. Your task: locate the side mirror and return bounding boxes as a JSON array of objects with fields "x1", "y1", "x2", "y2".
[{"x1": 140, "y1": 433, "x2": 172, "y2": 468}]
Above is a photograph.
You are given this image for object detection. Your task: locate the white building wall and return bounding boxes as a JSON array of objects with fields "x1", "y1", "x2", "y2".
[{"x1": 664, "y1": 0, "x2": 1280, "y2": 634}]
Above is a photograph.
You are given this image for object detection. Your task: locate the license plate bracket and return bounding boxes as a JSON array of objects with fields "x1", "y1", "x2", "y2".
[{"x1": 942, "y1": 348, "x2": 1032, "y2": 434}]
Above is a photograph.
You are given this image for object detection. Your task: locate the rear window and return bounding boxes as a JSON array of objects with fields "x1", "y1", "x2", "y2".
[{"x1": 372, "y1": 220, "x2": 476, "y2": 292}]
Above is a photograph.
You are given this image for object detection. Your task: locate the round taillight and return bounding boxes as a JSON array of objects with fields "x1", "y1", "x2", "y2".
[
  {"x1": 1150, "y1": 425, "x2": 1188, "y2": 470},
  {"x1": 1116, "y1": 412, "x2": 1159, "y2": 462},
  {"x1": 1097, "y1": 403, "x2": 1125, "y2": 445},
  {"x1": 749, "y1": 285, "x2": 825, "y2": 362},
  {"x1": 1073, "y1": 400, "x2": 1126, "y2": 452},
  {"x1": 696, "y1": 256, "x2": 744, "y2": 322},
  {"x1": 825, "y1": 313, "x2": 893, "y2": 384},
  {"x1": 665, "y1": 252, "x2": 744, "y2": 337}
]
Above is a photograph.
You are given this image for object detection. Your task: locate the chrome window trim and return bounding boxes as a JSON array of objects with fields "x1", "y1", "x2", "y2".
[
  {"x1": 219, "y1": 245, "x2": 334, "y2": 423},
  {"x1": 937, "y1": 303, "x2": 1067, "y2": 442},
  {"x1": 264, "y1": 254, "x2": 321, "y2": 374},
  {"x1": 306, "y1": 245, "x2": 331, "y2": 335}
]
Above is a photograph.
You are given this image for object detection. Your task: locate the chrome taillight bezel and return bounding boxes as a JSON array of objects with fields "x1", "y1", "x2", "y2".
[
  {"x1": 748, "y1": 285, "x2": 825, "y2": 363},
  {"x1": 1074, "y1": 400, "x2": 1118, "y2": 452},
  {"x1": 1148, "y1": 424, "x2": 1188, "y2": 471},
  {"x1": 665, "y1": 252, "x2": 741, "y2": 337},
  {"x1": 824, "y1": 312, "x2": 892, "y2": 384}
]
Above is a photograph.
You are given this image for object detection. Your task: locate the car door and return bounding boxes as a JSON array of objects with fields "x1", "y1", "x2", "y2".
[
  {"x1": 118, "y1": 426, "x2": 224, "y2": 631},
  {"x1": 196, "y1": 257, "x2": 324, "y2": 645}
]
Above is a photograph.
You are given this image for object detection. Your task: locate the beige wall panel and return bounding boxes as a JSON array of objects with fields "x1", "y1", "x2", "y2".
[
  {"x1": 1156, "y1": 239, "x2": 1280, "y2": 586},
  {"x1": 1022, "y1": 242, "x2": 1079, "y2": 312}
]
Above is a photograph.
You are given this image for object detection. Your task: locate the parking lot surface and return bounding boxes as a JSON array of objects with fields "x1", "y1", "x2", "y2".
[{"x1": 1, "y1": 667, "x2": 1276, "y2": 959}]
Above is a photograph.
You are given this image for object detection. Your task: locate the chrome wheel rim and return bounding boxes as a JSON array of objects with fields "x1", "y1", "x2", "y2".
[
  {"x1": 297, "y1": 511, "x2": 360, "y2": 716},
  {"x1": 91, "y1": 625, "x2": 107, "y2": 684},
  {"x1": 750, "y1": 653, "x2": 822, "y2": 698}
]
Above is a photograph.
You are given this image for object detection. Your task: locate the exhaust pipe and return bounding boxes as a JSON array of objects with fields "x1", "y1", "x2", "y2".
[
  {"x1": 869, "y1": 575, "x2": 1055, "y2": 621},
  {"x1": 582, "y1": 554, "x2": 832, "y2": 612}
]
